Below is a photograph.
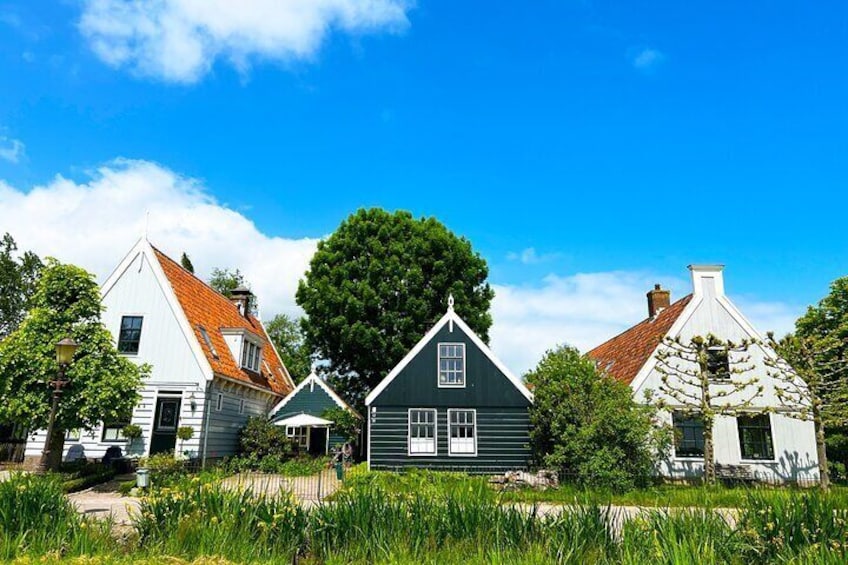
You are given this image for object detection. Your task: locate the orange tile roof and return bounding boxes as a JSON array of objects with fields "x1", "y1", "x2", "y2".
[
  {"x1": 587, "y1": 295, "x2": 693, "y2": 385},
  {"x1": 153, "y1": 247, "x2": 292, "y2": 396}
]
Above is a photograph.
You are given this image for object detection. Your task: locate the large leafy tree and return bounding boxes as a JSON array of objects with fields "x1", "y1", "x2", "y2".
[
  {"x1": 296, "y1": 208, "x2": 494, "y2": 407},
  {"x1": 265, "y1": 313, "x2": 312, "y2": 383},
  {"x1": 0, "y1": 233, "x2": 43, "y2": 340},
  {"x1": 795, "y1": 276, "x2": 848, "y2": 480},
  {"x1": 0, "y1": 259, "x2": 147, "y2": 469},
  {"x1": 527, "y1": 345, "x2": 660, "y2": 491}
]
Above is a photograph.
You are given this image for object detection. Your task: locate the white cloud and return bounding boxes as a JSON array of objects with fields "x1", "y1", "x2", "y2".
[
  {"x1": 0, "y1": 136, "x2": 25, "y2": 164},
  {"x1": 78, "y1": 0, "x2": 412, "y2": 83},
  {"x1": 491, "y1": 273, "x2": 801, "y2": 375},
  {"x1": 506, "y1": 247, "x2": 561, "y2": 265},
  {"x1": 0, "y1": 159, "x2": 319, "y2": 319},
  {"x1": 631, "y1": 47, "x2": 664, "y2": 72},
  {"x1": 0, "y1": 158, "x2": 801, "y2": 376}
]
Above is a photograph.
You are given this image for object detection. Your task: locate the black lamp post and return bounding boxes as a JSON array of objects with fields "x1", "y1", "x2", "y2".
[{"x1": 38, "y1": 337, "x2": 78, "y2": 473}]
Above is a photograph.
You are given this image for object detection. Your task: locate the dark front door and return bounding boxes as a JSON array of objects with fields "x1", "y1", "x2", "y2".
[
  {"x1": 149, "y1": 397, "x2": 181, "y2": 455},
  {"x1": 309, "y1": 427, "x2": 327, "y2": 455}
]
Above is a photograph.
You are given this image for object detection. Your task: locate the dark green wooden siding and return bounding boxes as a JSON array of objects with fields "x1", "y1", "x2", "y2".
[
  {"x1": 369, "y1": 407, "x2": 530, "y2": 472},
  {"x1": 369, "y1": 322, "x2": 531, "y2": 472},
  {"x1": 271, "y1": 382, "x2": 347, "y2": 449}
]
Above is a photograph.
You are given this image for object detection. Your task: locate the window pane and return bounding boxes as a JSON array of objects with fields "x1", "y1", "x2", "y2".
[
  {"x1": 118, "y1": 316, "x2": 143, "y2": 353},
  {"x1": 737, "y1": 415, "x2": 774, "y2": 460},
  {"x1": 673, "y1": 412, "x2": 705, "y2": 458}
]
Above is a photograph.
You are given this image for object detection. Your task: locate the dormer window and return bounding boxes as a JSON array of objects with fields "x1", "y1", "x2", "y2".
[{"x1": 241, "y1": 339, "x2": 262, "y2": 373}]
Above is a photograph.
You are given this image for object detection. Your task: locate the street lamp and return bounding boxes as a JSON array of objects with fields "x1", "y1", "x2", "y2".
[{"x1": 38, "y1": 337, "x2": 78, "y2": 473}]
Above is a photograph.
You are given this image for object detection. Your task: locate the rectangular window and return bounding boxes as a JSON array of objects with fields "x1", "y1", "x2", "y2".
[
  {"x1": 117, "y1": 316, "x2": 143, "y2": 354},
  {"x1": 707, "y1": 347, "x2": 730, "y2": 381},
  {"x1": 102, "y1": 423, "x2": 128, "y2": 442},
  {"x1": 286, "y1": 426, "x2": 308, "y2": 448},
  {"x1": 673, "y1": 412, "x2": 705, "y2": 458},
  {"x1": 216, "y1": 393, "x2": 223, "y2": 411},
  {"x1": 448, "y1": 409, "x2": 477, "y2": 456},
  {"x1": 240, "y1": 340, "x2": 262, "y2": 372},
  {"x1": 438, "y1": 343, "x2": 466, "y2": 387},
  {"x1": 239, "y1": 398, "x2": 245, "y2": 414},
  {"x1": 738, "y1": 414, "x2": 775, "y2": 460},
  {"x1": 65, "y1": 429, "x2": 80, "y2": 441},
  {"x1": 408, "y1": 409, "x2": 437, "y2": 455}
]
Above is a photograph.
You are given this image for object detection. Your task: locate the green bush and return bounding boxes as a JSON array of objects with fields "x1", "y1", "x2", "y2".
[
  {"x1": 221, "y1": 454, "x2": 326, "y2": 477},
  {"x1": 238, "y1": 416, "x2": 294, "y2": 459},
  {"x1": 140, "y1": 453, "x2": 187, "y2": 487}
]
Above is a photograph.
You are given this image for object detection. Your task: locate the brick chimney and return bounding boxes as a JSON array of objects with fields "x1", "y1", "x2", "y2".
[
  {"x1": 647, "y1": 284, "x2": 670, "y2": 318},
  {"x1": 230, "y1": 286, "x2": 253, "y2": 317}
]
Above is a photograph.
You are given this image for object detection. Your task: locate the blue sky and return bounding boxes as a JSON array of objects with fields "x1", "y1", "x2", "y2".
[{"x1": 0, "y1": 1, "x2": 846, "y2": 371}]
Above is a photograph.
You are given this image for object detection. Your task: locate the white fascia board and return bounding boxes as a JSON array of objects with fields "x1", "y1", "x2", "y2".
[
  {"x1": 141, "y1": 241, "x2": 215, "y2": 382},
  {"x1": 257, "y1": 318, "x2": 297, "y2": 391},
  {"x1": 270, "y1": 372, "x2": 359, "y2": 418},
  {"x1": 630, "y1": 294, "x2": 702, "y2": 395},
  {"x1": 365, "y1": 310, "x2": 533, "y2": 406},
  {"x1": 101, "y1": 237, "x2": 146, "y2": 300}
]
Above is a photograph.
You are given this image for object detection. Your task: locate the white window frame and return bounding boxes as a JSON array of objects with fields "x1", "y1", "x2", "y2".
[
  {"x1": 407, "y1": 408, "x2": 438, "y2": 456},
  {"x1": 437, "y1": 342, "x2": 466, "y2": 388},
  {"x1": 216, "y1": 393, "x2": 223, "y2": 412},
  {"x1": 240, "y1": 339, "x2": 262, "y2": 373},
  {"x1": 286, "y1": 426, "x2": 309, "y2": 449},
  {"x1": 447, "y1": 409, "x2": 477, "y2": 457}
]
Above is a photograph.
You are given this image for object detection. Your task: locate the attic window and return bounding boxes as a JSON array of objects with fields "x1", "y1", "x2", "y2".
[
  {"x1": 438, "y1": 343, "x2": 466, "y2": 387},
  {"x1": 198, "y1": 326, "x2": 219, "y2": 359},
  {"x1": 241, "y1": 339, "x2": 262, "y2": 373},
  {"x1": 707, "y1": 347, "x2": 730, "y2": 381}
]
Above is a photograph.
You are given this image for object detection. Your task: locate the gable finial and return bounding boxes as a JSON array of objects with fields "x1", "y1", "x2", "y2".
[{"x1": 447, "y1": 293, "x2": 455, "y2": 311}]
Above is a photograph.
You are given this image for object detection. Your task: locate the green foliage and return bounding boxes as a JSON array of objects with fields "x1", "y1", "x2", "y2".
[
  {"x1": 122, "y1": 424, "x2": 143, "y2": 440},
  {"x1": 322, "y1": 406, "x2": 360, "y2": 444},
  {"x1": 264, "y1": 313, "x2": 311, "y2": 382},
  {"x1": 620, "y1": 509, "x2": 736, "y2": 565},
  {"x1": 238, "y1": 416, "x2": 293, "y2": 459},
  {"x1": 0, "y1": 472, "x2": 112, "y2": 559},
  {"x1": 141, "y1": 453, "x2": 188, "y2": 487},
  {"x1": 208, "y1": 267, "x2": 245, "y2": 298},
  {"x1": 737, "y1": 490, "x2": 848, "y2": 561},
  {"x1": 177, "y1": 426, "x2": 194, "y2": 441},
  {"x1": 526, "y1": 345, "x2": 659, "y2": 491},
  {"x1": 222, "y1": 454, "x2": 326, "y2": 476},
  {"x1": 179, "y1": 252, "x2": 194, "y2": 274},
  {"x1": 0, "y1": 232, "x2": 42, "y2": 340},
  {"x1": 296, "y1": 208, "x2": 494, "y2": 407},
  {"x1": 133, "y1": 478, "x2": 308, "y2": 562},
  {"x1": 0, "y1": 259, "x2": 147, "y2": 468}
]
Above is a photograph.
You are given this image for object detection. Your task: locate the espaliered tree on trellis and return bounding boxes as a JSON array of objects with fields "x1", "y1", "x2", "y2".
[
  {"x1": 655, "y1": 334, "x2": 765, "y2": 484},
  {"x1": 765, "y1": 333, "x2": 848, "y2": 491}
]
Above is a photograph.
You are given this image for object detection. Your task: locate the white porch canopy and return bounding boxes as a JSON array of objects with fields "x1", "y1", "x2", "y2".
[{"x1": 273, "y1": 414, "x2": 333, "y2": 428}]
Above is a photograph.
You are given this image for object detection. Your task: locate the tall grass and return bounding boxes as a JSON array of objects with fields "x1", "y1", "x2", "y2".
[
  {"x1": 133, "y1": 476, "x2": 308, "y2": 562},
  {"x1": 619, "y1": 509, "x2": 737, "y2": 565},
  {"x1": 0, "y1": 472, "x2": 113, "y2": 560}
]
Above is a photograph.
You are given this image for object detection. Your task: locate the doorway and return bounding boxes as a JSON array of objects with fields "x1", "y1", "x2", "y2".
[{"x1": 149, "y1": 396, "x2": 181, "y2": 455}]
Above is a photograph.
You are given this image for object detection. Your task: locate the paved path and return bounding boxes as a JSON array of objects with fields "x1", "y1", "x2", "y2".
[{"x1": 68, "y1": 476, "x2": 140, "y2": 526}]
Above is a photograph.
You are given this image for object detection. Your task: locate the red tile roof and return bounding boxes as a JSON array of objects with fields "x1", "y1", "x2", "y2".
[
  {"x1": 153, "y1": 247, "x2": 293, "y2": 396},
  {"x1": 587, "y1": 295, "x2": 693, "y2": 385}
]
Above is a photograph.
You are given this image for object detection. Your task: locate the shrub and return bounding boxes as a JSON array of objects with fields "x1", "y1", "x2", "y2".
[
  {"x1": 177, "y1": 426, "x2": 194, "y2": 441},
  {"x1": 526, "y1": 345, "x2": 662, "y2": 492},
  {"x1": 122, "y1": 424, "x2": 143, "y2": 440},
  {"x1": 221, "y1": 454, "x2": 326, "y2": 476},
  {"x1": 238, "y1": 416, "x2": 293, "y2": 459},
  {"x1": 321, "y1": 406, "x2": 360, "y2": 444},
  {"x1": 140, "y1": 453, "x2": 187, "y2": 487}
]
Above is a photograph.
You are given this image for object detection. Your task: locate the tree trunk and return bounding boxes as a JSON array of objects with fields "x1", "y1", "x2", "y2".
[
  {"x1": 703, "y1": 416, "x2": 716, "y2": 484},
  {"x1": 45, "y1": 427, "x2": 65, "y2": 471},
  {"x1": 813, "y1": 403, "x2": 830, "y2": 491}
]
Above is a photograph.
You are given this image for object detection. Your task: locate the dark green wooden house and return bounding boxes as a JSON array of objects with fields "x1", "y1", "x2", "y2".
[
  {"x1": 365, "y1": 297, "x2": 533, "y2": 472},
  {"x1": 269, "y1": 372, "x2": 359, "y2": 455}
]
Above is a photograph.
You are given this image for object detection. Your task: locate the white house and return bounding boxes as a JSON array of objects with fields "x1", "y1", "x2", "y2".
[
  {"x1": 24, "y1": 238, "x2": 295, "y2": 465},
  {"x1": 588, "y1": 265, "x2": 819, "y2": 483}
]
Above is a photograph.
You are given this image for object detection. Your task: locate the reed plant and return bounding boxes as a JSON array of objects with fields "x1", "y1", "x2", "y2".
[
  {"x1": 132, "y1": 476, "x2": 308, "y2": 562},
  {"x1": 0, "y1": 472, "x2": 113, "y2": 560}
]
